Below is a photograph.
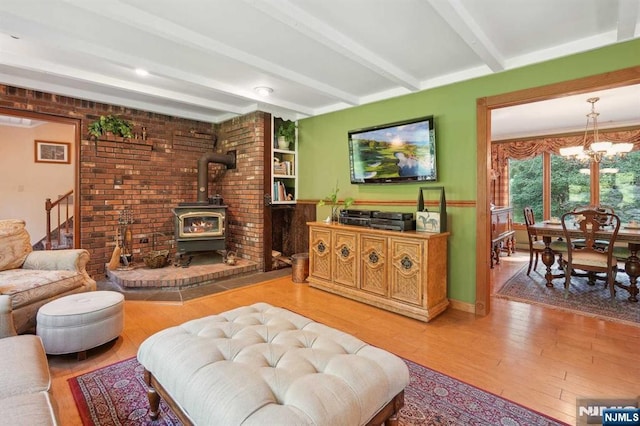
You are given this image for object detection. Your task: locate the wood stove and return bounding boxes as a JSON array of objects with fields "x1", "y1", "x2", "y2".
[
  {"x1": 172, "y1": 203, "x2": 226, "y2": 256},
  {"x1": 172, "y1": 150, "x2": 235, "y2": 262}
]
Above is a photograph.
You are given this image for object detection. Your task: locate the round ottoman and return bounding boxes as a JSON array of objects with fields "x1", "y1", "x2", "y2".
[{"x1": 36, "y1": 291, "x2": 124, "y2": 359}]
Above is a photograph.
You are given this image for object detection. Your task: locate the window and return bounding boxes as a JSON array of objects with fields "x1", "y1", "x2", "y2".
[
  {"x1": 550, "y1": 154, "x2": 590, "y2": 218},
  {"x1": 599, "y1": 151, "x2": 640, "y2": 221},
  {"x1": 509, "y1": 151, "x2": 640, "y2": 222},
  {"x1": 509, "y1": 156, "x2": 542, "y2": 223}
]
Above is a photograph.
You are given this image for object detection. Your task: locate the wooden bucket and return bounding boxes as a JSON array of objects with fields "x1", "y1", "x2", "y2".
[{"x1": 291, "y1": 253, "x2": 309, "y2": 283}]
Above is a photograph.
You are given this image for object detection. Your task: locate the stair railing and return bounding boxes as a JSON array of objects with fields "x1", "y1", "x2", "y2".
[{"x1": 45, "y1": 189, "x2": 74, "y2": 250}]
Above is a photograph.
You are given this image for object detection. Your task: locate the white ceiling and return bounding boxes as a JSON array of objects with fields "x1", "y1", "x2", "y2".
[{"x1": 0, "y1": 0, "x2": 639, "y2": 139}]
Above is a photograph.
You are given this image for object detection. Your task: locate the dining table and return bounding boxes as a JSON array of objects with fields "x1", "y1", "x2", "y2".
[{"x1": 529, "y1": 221, "x2": 640, "y2": 302}]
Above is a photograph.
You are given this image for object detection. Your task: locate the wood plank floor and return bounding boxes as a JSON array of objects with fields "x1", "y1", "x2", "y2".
[{"x1": 48, "y1": 253, "x2": 640, "y2": 425}]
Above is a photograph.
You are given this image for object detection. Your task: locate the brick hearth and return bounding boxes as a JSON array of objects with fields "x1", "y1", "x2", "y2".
[{"x1": 106, "y1": 256, "x2": 258, "y2": 289}]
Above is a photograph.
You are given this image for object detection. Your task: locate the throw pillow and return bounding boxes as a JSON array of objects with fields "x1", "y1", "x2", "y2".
[{"x1": 0, "y1": 219, "x2": 33, "y2": 271}]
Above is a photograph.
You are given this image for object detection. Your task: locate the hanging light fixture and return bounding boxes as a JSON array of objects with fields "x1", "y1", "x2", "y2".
[{"x1": 559, "y1": 97, "x2": 633, "y2": 163}]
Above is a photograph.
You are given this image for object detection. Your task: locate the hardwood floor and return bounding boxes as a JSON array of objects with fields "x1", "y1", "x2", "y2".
[{"x1": 48, "y1": 253, "x2": 640, "y2": 425}]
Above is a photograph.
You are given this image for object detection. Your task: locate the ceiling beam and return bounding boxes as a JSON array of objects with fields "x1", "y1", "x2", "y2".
[
  {"x1": 617, "y1": 0, "x2": 639, "y2": 41},
  {"x1": 426, "y1": 0, "x2": 504, "y2": 72},
  {"x1": 244, "y1": 0, "x2": 421, "y2": 91},
  {"x1": 0, "y1": 72, "x2": 220, "y2": 123},
  {"x1": 0, "y1": 11, "x2": 317, "y2": 118},
  {"x1": 0, "y1": 50, "x2": 246, "y2": 115},
  {"x1": 61, "y1": 0, "x2": 360, "y2": 106}
]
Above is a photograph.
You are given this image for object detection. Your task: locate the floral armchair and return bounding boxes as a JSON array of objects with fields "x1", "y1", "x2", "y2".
[{"x1": 0, "y1": 219, "x2": 96, "y2": 334}]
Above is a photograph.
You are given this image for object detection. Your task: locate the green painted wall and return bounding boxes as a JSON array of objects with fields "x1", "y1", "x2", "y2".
[{"x1": 297, "y1": 39, "x2": 640, "y2": 304}]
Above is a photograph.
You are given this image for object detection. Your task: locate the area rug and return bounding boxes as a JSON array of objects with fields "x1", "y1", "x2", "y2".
[
  {"x1": 496, "y1": 264, "x2": 640, "y2": 326},
  {"x1": 69, "y1": 357, "x2": 566, "y2": 426}
]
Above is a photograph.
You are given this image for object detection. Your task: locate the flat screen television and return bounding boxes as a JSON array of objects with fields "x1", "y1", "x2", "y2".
[{"x1": 348, "y1": 115, "x2": 437, "y2": 184}]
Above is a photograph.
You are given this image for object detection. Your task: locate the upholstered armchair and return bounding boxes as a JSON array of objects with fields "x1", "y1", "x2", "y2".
[
  {"x1": 0, "y1": 294, "x2": 61, "y2": 424},
  {"x1": 0, "y1": 219, "x2": 96, "y2": 334},
  {"x1": 0, "y1": 295, "x2": 17, "y2": 338}
]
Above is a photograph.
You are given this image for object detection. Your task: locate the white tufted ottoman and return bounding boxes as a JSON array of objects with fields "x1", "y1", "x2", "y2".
[
  {"x1": 36, "y1": 291, "x2": 124, "y2": 360},
  {"x1": 137, "y1": 302, "x2": 410, "y2": 425}
]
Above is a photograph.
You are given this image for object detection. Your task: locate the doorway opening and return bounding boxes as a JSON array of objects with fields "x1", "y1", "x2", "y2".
[
  {"x1": 476, "y1": 65, "x2": 640, "y2": 316},
  {"x1": 0, "y1": 107, "x2": 80, "y2": 248}
]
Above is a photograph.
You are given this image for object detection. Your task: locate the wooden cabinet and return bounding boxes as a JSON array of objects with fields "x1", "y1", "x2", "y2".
[
  {"x1": 490, "y1": 206, "x2": 515, "y2": 268},
  {"x1": 308, "y1": 222, "x2": 449, "y2": 322}
]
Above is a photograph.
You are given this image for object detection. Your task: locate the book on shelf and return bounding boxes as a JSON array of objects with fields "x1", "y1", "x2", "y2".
[
  {"x1": 273, "y1": 181, "x2": 294, "y2": 202},
  {"x1": 274, "y1": 160, "x2": 293, "y2": 175},
  {"x1": 284, "y1": 160, "x2": 293, "y2": 175},
  {"x1": 274, "y1": 163, "x2": 287, "y2": 174}
]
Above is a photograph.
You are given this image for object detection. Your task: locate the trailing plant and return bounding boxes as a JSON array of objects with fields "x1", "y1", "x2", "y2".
[
  {"x1": 318, "y1": 181, "x2": 354, "y2": 221},
  {"x1": 88, "y1": 115, "x2": 134, "y2": 139}
]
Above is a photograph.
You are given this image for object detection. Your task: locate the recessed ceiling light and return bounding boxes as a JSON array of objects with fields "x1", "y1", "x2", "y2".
[
  {"x1": 135, "y1": 68, "x2": 149, "y2": 77},
  {"x1": 254, "y1": 86, "x2": 273, "y2": 96}
]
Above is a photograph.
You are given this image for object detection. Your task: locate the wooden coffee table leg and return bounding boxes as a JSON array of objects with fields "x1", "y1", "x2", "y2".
[{"x1": 144, "y1": 369, "x2": 161, "y2": 420}]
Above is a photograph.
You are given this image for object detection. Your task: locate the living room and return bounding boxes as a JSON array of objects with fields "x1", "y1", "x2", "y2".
[{"x1": 1, "y1": 2, "x2": 640, "y2": 425}]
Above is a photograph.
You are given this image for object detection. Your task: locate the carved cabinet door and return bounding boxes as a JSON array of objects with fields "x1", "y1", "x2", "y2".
[
  {"x1": 360, "y1": 234, "x2": 388, "y2": 296},
  {"x1": 309, "y1": 227, "x2": 332, "y2": 282},
  {"x1": 333, "y1": 230, "x2": 358, "y2": 287},
  {"x1": 389, "y1": 237, "x2": 423, "y2": 306}
]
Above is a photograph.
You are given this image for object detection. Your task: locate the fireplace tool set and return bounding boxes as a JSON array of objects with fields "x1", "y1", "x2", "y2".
[{"x1": 117, "y1": 209, "x2": 134, "y2": 268}]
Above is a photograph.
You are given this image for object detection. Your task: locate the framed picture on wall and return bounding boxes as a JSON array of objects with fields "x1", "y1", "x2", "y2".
[{"x1": 34, "y1": 140, "x2": 71, "y2": 164}]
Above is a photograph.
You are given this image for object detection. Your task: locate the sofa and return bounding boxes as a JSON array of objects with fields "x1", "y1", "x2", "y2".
[
  {"x1": 0, "y1": 219, "x2": 96, "y2": 334},
  {"x1": 0, "y1": 294, "x2": 59, "y2": 425}
]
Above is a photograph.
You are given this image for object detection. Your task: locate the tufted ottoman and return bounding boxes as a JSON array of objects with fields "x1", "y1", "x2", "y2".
[
  {"x1": 36, "y1": 291, "x2": 124, "y2": 360},
  {"x1": 137, "y1": 302, "x2": 410, "y2": 425}
]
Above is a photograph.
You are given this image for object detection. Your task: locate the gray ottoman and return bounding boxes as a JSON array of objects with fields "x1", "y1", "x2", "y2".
[
  {"x1": 36, "y1": 291, "x2": 124, "y2": 359},
  {"x1": 138, "y1": 302, "x2": 409, "y2": 425}
]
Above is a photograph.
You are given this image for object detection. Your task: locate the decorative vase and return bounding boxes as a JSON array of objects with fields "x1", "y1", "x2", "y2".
[
  {"x1": 277, "y1": 136, "x2": 290, "y2": 150},
  {"x1": 331, "y1": 207, "x2": 340, "y2": 223}
]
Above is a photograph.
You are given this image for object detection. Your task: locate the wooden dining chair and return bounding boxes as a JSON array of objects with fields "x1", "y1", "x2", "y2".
[
  {"x1": 560, "y1": 209, "x2": 621, "y2": 299},
  {"x1": 523, "y1": 207, "x2": 566, "y2": 275},
  {"x1": 572, "y1": 205, "x2": 615, "y2": 248},
  {"x1": 569, "y1": 205, "x2": 619, "y2": 285}
]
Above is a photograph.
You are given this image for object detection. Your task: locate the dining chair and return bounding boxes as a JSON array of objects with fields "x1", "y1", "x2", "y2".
[
  {"x1": 569, "y1": 205, "x2": 616, "y2": 284},
  {"x1": 560, "y1": 208, "x2": 621, "y2": 299},
  {"x1": 572, "y1": 205, "x2": 615, "y2": 247},
  {"x1": 523, "y1": 207, "x2": 567, "y2": 275}
]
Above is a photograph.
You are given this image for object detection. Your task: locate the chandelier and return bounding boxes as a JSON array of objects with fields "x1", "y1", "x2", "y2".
[{"x1": 559, "y1": 97, "x2": 633, "y2": 163}]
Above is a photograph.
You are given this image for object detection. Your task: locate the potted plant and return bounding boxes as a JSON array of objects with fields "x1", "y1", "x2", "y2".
[
  {"x1": 318, "y1": 181, "x2": 354, "y2": 222},
  {"x1": 88, "y1": 115, "x2": 134, "y2": 140},
  {"x1": 276, "y1": 121, "x2": 296, "y2": 149}
]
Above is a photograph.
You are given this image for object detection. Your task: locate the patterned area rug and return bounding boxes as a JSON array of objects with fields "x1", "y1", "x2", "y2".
[
  {"x1": 496, "y1": 264, "x2": 640, "y2": 326},
  {"x1": 69, "y1": 357, "x2": 566, "y2": 425}
]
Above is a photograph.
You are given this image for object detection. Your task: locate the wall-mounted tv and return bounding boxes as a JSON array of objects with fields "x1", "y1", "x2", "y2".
[{"x1": 348, "y1": 115, "x2": 437, "y2": 184}]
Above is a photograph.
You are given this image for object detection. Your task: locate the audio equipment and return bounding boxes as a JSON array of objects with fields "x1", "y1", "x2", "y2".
[
  {"x1": 369, "y1": 218, "x2": 415, "y2": 231},
  {"x1": 341, "y1": 209, "x2": 378, "y2": 218},
  {"x1": 339, "y1": 216, "x2": 371, "y2": 227},
  {"x1": 372, "y1": 211, "x2": 414, "y2": 220}
]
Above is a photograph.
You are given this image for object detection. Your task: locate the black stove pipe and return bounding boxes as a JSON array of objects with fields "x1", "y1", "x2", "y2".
[{"x1": 197, "y1": 150, "x2": 236, "y2": 203}]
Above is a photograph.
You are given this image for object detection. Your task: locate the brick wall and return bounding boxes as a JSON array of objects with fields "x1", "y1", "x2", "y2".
[
  {"x1": 1, "y1": 85, "x2": 267, "y2": 278},
  {"x1": 214, "y1": 113, "x2": 266, "y2": 269}
]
